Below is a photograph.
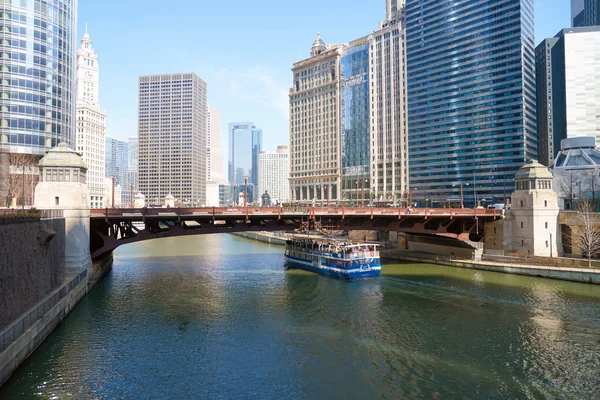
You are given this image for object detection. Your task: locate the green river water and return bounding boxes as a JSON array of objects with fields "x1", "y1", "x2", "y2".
[{"x1": 1, "y1": 234, "x2": 599, "y2": 399}]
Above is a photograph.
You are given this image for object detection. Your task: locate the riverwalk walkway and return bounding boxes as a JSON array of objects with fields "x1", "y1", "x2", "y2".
[{"x1": 382, "y1": 251, "x2": 600, "y2": 285}]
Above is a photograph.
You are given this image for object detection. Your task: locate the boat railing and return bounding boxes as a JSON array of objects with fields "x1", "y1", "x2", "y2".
[{"x1": 286, "y1": 246, "x2": 379, "y2": 260}]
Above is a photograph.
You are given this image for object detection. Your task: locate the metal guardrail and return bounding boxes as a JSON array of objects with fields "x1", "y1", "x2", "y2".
[
  {"x1": 89, "y1": 206, "x2": 501, "y2": 218},
  {"x1": 0, "y1": 269, "x2": 87, "y2": 354}
]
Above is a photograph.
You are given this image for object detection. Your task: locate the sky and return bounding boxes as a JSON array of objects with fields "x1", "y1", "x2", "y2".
[{"x1": 79, "y1": 0, "x2": 571, "y2": 170}]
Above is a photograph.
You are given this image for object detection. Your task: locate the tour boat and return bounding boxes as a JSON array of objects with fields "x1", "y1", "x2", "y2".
[{"x1": 284, "y1": 238, "x2": 381, "y2": 279}]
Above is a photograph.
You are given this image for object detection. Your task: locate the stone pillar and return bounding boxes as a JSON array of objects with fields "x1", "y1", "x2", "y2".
[
  {"x1": 134, "y1": 192, "x2": 145, "y2": 208},
  {"x1": 34, "y1": 143, "x2": 92, "y2": 274}
]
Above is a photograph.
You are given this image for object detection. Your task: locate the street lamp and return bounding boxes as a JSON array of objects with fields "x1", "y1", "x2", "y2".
[
  {"x1": 360, "y1": 179, "x2": 368, "y2": 207},
  {"x1": 473, "y1": 170, "x2": 477, "y2": 208},
  {"x1": 244, "y1": 177, "x2": 248, "y2": 208},
  {"x1": 453, "y1": 183, "x2": 465, "y2": 209}
]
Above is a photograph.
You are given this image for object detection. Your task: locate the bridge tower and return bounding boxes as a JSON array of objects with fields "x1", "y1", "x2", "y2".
[
  {"x1": 35, "y1": 143, "x2": 92, "y2": 273},
  {"x1": 505, "y1": 160, "x2": 559, "y2": 257}
]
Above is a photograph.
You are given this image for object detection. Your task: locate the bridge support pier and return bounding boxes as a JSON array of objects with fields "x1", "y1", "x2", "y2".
[{"x1": 34, "y1": 143, "x2": 92, "y2": 275}]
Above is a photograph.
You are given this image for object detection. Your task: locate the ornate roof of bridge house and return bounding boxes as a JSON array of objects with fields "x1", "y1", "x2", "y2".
[
  {"x1": 514, "y1": 160, "x2": 553, "y2": 181},
  {"x1": 38, "y1": 142, "x2": 88, "y2": 170}
]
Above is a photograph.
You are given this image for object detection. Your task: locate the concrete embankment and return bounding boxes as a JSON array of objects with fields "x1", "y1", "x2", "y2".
[
  {"x1": 0, "y1": 214, "x2": 114, "y2": 386},
  {"x1": 382, "y1": 251, "x2": 600, "y2": 285},
  {"x1": 231, "y1": 231, "x2": 600, "y2": 285},
  {"x1": 0, "y1": 254, "x2": 113, "y2": 386},
  {"x1": 231, "y1": 232, "x2": 287, "y2": 246}
]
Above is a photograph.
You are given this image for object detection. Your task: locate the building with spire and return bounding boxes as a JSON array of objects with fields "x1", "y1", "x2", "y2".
[
  {"x1": 289, "y1": 33, "x2": 344, "y2": 204},
  {"x1": 75, "y1": 26, "x2": 108, "y2": 209}
]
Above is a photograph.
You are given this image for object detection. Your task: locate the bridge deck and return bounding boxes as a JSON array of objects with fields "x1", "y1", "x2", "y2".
[{"x1": 90, "y1": 206, "x2": 501, "y2": 219}]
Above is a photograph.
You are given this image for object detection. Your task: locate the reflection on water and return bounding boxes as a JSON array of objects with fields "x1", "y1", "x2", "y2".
[{"x1": 1, "y1": 234, "x2": 600, "y2": 399}]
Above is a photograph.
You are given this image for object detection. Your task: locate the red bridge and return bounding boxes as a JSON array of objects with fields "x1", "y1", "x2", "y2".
[{"x1": 89, "y1": 206, "x2": 502, "y2": 259}]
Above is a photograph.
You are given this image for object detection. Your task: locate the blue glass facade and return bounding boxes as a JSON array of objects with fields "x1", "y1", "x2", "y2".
[
  {"x1": 0, "y1": 0, "x2": 78, "y2": 155},
  {"x1": 406, "y1": 0, "x2": 537, "y2": 206},
  {"x1": 105, "y1": 137, "x2": 128, "y2": 188},
  {"x1": 341, "y1": 41, "x2": 370, "y2": 203},
  {"x1": 228, "y1": 122, "x2": 262, "y2": 186}
]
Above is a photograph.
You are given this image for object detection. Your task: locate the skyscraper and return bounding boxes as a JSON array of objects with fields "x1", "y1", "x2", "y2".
[
  {"x1": 536, "y1": 37, "x2": 562, "y2": 166},
  {"x1": 258, "y1": 146, "x2": 290, "y2": 204},
  {"x1": 405, "y1": 0, "x2": 537, "y2": 206},
  {"x1": 128, "y1": 136, "x2": 138, "y2": 168},
  {"x1": 207, "y1": 105, "x2": 224, "y2": 182},
  {"x1": 572, "y1": 0, "x2": 600, "y2": 27},
  {"x1": 368, "y1": 2, "x2": 408, "y2": 205},
  {"x1": 125, "y1": 136, "x2": 138, "y2": 205},
  {"x1": 537, "y1": 27, "x2": 600, "y2": 165},
  {"x1": 105, "y1": 137, "x2": 127, "y2": 189},
  {"x1": 341, "y1": 37, "x2": 371, "y2": 205},
  {"x1": 138, "y1": 73, "x2": 207, "y2": 206},
  {"x1": 228, "y1": 122, "x2": 262, "y2": 186},
  {"x1": 75, "y1": 28, "x2": 106, "y2": 208},
  {"x1": 0, "y1": 0, "x2": 78, "y2": 154},
  {"x1": 289, "y1": 34, "x2": 343, "y2": 204}
]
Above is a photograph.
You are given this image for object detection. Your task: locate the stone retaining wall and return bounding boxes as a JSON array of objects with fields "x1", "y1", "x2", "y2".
[{"x1": 0, "y1": 218, "x2": 65, "y2": 328}]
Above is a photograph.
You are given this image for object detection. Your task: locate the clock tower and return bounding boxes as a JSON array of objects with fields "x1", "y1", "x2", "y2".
[
  {"x1": 76, "y1": 26, "x2": 100, "y2": 105},
  {"x1": 75, "y1": 25, "x2": 107, "y2": 208}
]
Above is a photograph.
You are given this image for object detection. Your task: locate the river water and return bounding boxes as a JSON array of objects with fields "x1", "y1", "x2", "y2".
[{"x1": 1, "y1": 234, "x2": 600, "y2": 399}]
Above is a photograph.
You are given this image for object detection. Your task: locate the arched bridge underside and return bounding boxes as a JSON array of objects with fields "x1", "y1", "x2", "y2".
[{"x1": 90, "y1": 207, "x2": 502, "y2": 259}]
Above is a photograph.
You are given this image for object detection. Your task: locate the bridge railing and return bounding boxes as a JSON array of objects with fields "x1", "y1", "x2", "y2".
[{"x1": 89, "y1": 206, "x2": 500, "y2": 218}]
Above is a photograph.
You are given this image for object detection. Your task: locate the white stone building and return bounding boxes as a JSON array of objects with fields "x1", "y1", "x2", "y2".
[
  {"x1": 207, "y1": 105, "x2": 224, "y2": 183},
  {"x1": 75, "y1": 28, "x2": 107, "y2": 209},
  {"x1": 369, "y1": 1, "x2": 408, "y2": 204},
  {"x1": 258, "y1": 146, "x2": 290, "y2": 204},
  {"x1": 289, "y1": 34, "x2": 344, "y2": 204}
]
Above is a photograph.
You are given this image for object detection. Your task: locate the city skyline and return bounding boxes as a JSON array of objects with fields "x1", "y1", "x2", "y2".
[{"x1": 77, "y1": 0, "x2": 570, "y2": 157}]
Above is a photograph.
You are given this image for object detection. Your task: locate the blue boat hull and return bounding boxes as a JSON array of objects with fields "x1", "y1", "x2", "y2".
[{"x1": 284, "y1": 254, "x2": 381, "y2": 280}]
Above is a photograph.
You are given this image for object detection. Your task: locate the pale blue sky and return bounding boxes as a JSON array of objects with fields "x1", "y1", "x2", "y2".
[{"x1": 79, "y1": 0, "x2": 571, "y2": 161}]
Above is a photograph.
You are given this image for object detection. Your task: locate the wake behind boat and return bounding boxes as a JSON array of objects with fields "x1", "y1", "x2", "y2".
[{"x1": 284, "y1": 238, "x2": 381, "y2": 279}]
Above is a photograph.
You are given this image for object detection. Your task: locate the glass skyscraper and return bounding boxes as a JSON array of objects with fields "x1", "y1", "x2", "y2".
[
  {"x1": 105, "y1": 137, "x2": 128, "y2": 188},
  {"x1": 406, "y1": 0, "x2": 537, "y2": 206},
  {"x1": 0, "y1": 0, "x2": 78, "y2": 155},
  {"x1": 228, "y1": 122, "x2": 262, "y2": 186},
  {"x1": 572, "y1": 0, "x2": 600, "y2": 27},
  {"x1": 341, "y1": 38, "x2": 370, "y2": 204}
]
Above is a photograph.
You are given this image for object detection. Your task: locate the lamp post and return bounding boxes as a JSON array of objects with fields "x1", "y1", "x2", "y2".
[
  {"x1": 459, "y1": 184, "x2": 464, "y2": 208},
  {"x1": 244, "y1": 177, "x2": 248, "y2": 208},
  {"x1": 360, "y1": 179, "x2": 367, "y2": 208},
  {"x1": 413, "y1": 188, "x2": 418, "y2": 207},
  {"x1": 473, "y1": 170, "x2": 477, "y2": 208},
  {"x1": 233, "y1": 184, "x2": 237, "y2": 206}
]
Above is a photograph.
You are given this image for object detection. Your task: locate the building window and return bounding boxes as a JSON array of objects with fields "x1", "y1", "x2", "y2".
[
  {"x1": 546, "y1": 241, "x2": 549, "y2": 248},
  {"x1": 521, "y1": 240, "x2": 524, "y2": 247},
  {"x1": 545, "y1": 200, "x2": 547, "y2": 207},
  {"x1": 55, "y1": 197, "x2": 59, "y2": 206},
  {"x1": 545, "y1": 222, "x2": 548, "y2": 229},
  {"x1": 521, "y1": 221, "x2": 524, "y2": 229},
  {"x1": 520, "y1": 200, "x2": 524, "y2": 207}
]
